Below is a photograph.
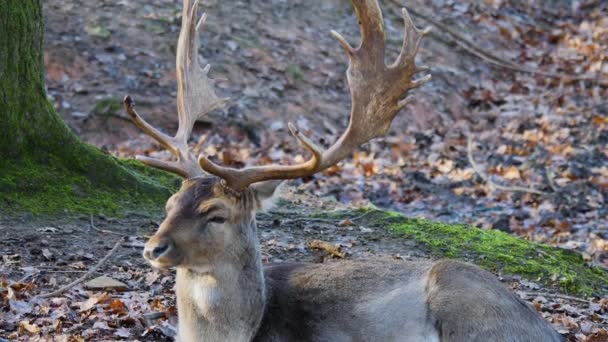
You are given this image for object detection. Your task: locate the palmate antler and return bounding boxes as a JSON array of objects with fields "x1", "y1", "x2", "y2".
[
  {"x1": 124, "y1": 0, "x2": 226, "y2": 178},
  {"x1": 126, "y1": 0, "x2": 430, "y2": 190}
]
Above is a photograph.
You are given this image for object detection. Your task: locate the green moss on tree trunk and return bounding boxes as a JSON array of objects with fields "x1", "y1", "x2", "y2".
[
  {"x1": 318, "y1": 208, "x2": 608, "y2": 296},
  {"x1": 0, "y1": 0, "x2": 178, "y2": 216}
]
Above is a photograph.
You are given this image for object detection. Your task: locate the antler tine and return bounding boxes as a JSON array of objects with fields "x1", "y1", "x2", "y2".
[
  {"x1": 198, "y1": 122, "x2": 323, "y2": 187},
  {"x1": 124, "y1": 95, "x2": 177, "y2": 156},
  {"x1": 351, "y1": 0, "x2": 386, "y2": 60},
  {"x1": 124, "y1": 0, "x2": 226, "y2": 179},
  {"x1": 394, "y1": 8, "x2": 431, "y2": 69},
  {"x1": 175, "y1": 0, "x2": 227, "y2": 145},
  {"x1": 197, "y1": 0, "x2": 430, "y2": 190}
]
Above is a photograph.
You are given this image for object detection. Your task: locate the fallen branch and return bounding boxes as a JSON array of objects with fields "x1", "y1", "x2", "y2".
[
  {"x1": 307, "y1": 240, "x2": 346, "y2": 258},
  {"x1": 89, "y1": 215, "x2": 131, "y2": 237},
  {"x1": 35, "y1": 237, "x2": 125, "y2": 299},
  {"x1": 143, "y1": 312, "x2": 168, "y2": 327},
  {"x1": 521, "y1": 291, "x2": 591, "y2": 304},
  {"x1": 282, "y1": 217, "x2": 336, "y2": 225},
  {"x1": 545, "y1": 166, "x2": 560, "y2": 193},
  {"x1": 389, "y1": 1, "x2": 608, "y2": 85},
  {"x1": 144, "y1": 312, "x2": 167, "y2": 321},
  {"x1": 349, "y1": 210, "x2": 377, "y2": 222},
  {"x1": 467, "y1": 135, "x2": 546, "y2": 195}
]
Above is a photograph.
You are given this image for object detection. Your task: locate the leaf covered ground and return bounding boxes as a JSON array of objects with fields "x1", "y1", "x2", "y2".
[
  {"x1": 1, "y1": 0, "x2": 607, "y2": 340},
  {"x1": 1, "y1": 195, "x2": 608, "y2": 341}
]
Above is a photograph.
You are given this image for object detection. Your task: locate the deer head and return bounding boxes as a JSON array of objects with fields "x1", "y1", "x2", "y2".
[
  {"x1": 140, "y1": 177, "x2": 281, "y2": 271},
  {"x1": 126, "y1": 0, "x2": 430, "y2": 270}
]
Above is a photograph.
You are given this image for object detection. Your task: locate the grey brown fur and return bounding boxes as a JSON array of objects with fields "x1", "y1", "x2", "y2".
[
  {"x1": 143, "y1": 179, "x2": 562, "y2": 342},
  {"x1": 256, "y1": 260, "x2": 561, "y2": 342}
]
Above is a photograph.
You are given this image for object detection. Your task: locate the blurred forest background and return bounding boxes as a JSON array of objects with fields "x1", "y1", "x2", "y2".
[
  {"x1": 1, "y1": 0, "x2": 607, "y2": 340},
  {"x1": 43, "y1": 0, "x2": 607, "y2": 268}
]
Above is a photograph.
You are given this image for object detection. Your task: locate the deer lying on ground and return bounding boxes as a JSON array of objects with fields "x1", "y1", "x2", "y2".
[{"x1": 125, "y1": 0, "x2": 562, "y2": 341}]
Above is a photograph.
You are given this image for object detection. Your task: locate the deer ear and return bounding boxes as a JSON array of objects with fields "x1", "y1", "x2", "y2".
[{"x1": 251, "y1": 180, "x2": 284, "y2": 212}]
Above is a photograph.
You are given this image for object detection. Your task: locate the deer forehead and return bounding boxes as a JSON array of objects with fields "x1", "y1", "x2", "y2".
[
  {"x1": 163, "y1": 180, "x2": 258, "y2": 221},
  {"x1": 165, "y1": 179, "x2": 218, "y2": 210},
  {"x1": 197, "y1": 198, "x2": 234, "y2": 216}
]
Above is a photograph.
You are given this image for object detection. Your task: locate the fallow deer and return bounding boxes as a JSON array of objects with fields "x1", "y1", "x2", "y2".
[{"x1": 124, "y1": 0, "x2": 563, "y2": 341}]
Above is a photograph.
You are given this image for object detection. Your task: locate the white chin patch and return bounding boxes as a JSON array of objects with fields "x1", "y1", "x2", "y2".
[{"x1": 149, "y1": 260, "x2": 171, "y2": 270}]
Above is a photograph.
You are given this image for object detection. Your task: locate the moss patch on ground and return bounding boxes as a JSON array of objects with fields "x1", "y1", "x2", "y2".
[
  {"x1": 326, "y1": 208, "x2": 608, "y2": 296},
  {"x1": 0, "y1": 152, "x2": 179, "y2": 217}
]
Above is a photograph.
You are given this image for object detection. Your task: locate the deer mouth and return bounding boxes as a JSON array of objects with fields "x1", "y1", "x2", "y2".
[
  {"x1": 145, "y1": 253, "x2": 183, "y2": 270},
  {"x1": 143, "y1": 240, "x2": 184, "y2": 269}
]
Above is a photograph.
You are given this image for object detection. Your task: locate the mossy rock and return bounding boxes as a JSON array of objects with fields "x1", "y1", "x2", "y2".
[{"x1": 318, "y1": 208, "x2": 608, "y2": 297}]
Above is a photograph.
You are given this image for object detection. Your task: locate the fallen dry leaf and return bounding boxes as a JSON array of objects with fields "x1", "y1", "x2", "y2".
[
  {"x1": 502, "y1": 166, "x2": 521, "y2": 180},
  {"x1": 108, "y1": 299, "x2": 128, "y2": 315},
  {"x1": 115, "y1": 327, "x2": 131, "y2": 338},
  {"x1": 448, "y1": 168, "x2": 474, "y2": 182},
  {"x1": 42, "y1": 248, "x2": 53, "y2": 260},
  {"x1": 92, "y1": 321, "x2": 111, "y2": 330},
  {"x1": 19, "y1": 321, "x2": 41, "y2": 335},
  {"x1": 78, "y1": 292, "x2": 111, "y2": 312},
  {"x1": 585, "y1": 329, "x2": 608, "y2": 342},
  {"x1": 436, "y1": 159, "x2": 455, "y2": 174},
  {"x1": 339, "y1": 219, "x2": 354, "y2": 227},
  {"x1": 145, "y1": 271, "x2": 161, "y2": 286}
]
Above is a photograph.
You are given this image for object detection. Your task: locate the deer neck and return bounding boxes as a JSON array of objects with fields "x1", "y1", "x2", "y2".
[{"x1": 175, "y1": 220, "x2": 265, "y2": 342}]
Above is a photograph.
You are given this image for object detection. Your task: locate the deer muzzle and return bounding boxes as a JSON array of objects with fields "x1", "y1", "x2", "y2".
[{"x1": 143, "y1": 237, "x2": 178, "y2": 268}]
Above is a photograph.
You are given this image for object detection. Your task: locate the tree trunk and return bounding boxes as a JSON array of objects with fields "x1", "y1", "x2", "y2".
[{"x1": 0, "y1": 0, "x2": 176, "y2": 216}]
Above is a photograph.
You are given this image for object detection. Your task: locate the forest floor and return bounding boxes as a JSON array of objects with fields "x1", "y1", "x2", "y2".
[
  {"x1": 2, "y1": 193, "x2": 607, "y2": 341},
  {"x1": 1, "y1": 0, "x2": 607, "y2": 340}
]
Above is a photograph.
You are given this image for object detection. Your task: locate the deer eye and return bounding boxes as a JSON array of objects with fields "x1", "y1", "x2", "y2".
[{"x1": 208, "y1": 216, "x2": 226, "y2": 224}]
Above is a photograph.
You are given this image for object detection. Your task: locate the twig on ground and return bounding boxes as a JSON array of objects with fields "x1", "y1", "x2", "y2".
[
  {"x1": 282, "y1": 217, "x2": 336, "y2": 224},
  {"x1": 307, "y1": 240, "x2": 346, "y2": 258},
  {"x1": 545, "y1": 166, "x2": 560, "y2": 193},
  {"x1": 18, "y1": 274, "x2": 35, "y2": 284},
  {"x1": 349, "y1": 210, "x2": 377, "y2": 222},
  {"x1": 143, "y1": 312, "x2": 168, "y2": 326},
  {"x1": 389, "y1": 1, "x2": 608, "y2": 85},
  {"x1": 89, "y1": 215, "x2": 131, "y2": 237},
  {"x1": 35, "y1": 237, "x2": 125, "y2": 299},
  {"x1": 281, "y1": 211, "x2": 375, "y2": 226},
  {"x1": 467, "y1": 135, "x2": 546, "y2": 195},
  {"x1": 521, "y1": 291, "x2": 591, "y2": 304}
]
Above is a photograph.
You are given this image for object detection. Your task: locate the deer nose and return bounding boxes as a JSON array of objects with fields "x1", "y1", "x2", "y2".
[{"x1": 144, "y1": 238, "x2": 173, "y2": 260}]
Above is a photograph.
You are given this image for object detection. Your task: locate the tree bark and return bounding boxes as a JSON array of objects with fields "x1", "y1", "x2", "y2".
[{"x1": 0, "y1": 0, "x2": 175, "y2": 216}]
